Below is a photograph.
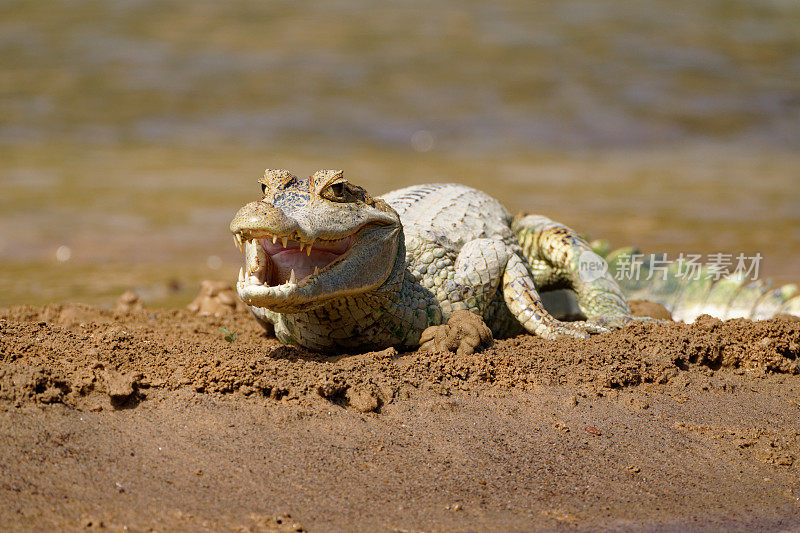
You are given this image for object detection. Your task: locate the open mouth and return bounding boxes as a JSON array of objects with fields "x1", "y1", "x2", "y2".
[{"x1": 233, "y1": 231, "x2": 357, "y2": 288}]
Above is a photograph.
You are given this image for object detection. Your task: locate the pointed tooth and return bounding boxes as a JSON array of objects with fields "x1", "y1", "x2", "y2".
[
  {"x1": 272, "y1": 235, "x2": 278, "y2": 244},
  {"x1": 299, "y1": 242, "x2": 305, "y2": 253},
  {"x1": 282, "y1": 236, "x2": 288, "y2": 248},
  {"x1": 238, "y1": 267, "x2": 244, "y2": 283},
  {"x1": 306, "y1": 244, "x2": 312, "y2": 256},
  {"x1": 314, "y1": 266, "x2": 319, "y2": 275},
  {"x1": 289, "y1": 269, "x2": 296, "y2": 284},
  {"x1": 247, "y1": 249, "x2": 258, "y2": 277}
]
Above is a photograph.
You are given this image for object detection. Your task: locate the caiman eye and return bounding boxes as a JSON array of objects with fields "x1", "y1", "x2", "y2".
[{"x1": 323, "y1": 181, "x2": 349, "y2": 202}]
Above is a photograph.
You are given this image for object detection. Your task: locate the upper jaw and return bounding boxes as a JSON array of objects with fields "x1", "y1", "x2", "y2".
[{"x1": 233, "y1": 230, "x2": 356, "y2": 265}]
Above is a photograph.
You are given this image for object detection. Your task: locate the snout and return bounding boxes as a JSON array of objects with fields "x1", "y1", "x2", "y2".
[{"x1": 230, "y1": 201, "x2": 300, "y2": 237}]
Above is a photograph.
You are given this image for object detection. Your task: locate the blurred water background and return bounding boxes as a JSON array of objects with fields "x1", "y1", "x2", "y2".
[{"x1": 1, "y1": 0, "x2": 798, "y2": 306}]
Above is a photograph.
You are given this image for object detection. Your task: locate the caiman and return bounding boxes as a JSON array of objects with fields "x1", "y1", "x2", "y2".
[{"x1": 230, "y1": 169, "x2": 799, "y2": 352}]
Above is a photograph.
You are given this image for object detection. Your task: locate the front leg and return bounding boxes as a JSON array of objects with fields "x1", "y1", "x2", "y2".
[
  {"x1": 448, "y1": 238, "x2": 511, "y2": 316},
  {"x1": 415, "y1": 238, "x2": 509, "y2": 354},
  {"x1": 513, "y1": 214, "x2": 632, "y2": 328},
  {"x1": 408, "y1": 234, "x2": 510, "y2": 319}
]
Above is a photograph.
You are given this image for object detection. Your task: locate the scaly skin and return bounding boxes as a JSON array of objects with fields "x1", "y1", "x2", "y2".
[{"x1": 230, "y1": 170, "x2": 634, "y2": 352}]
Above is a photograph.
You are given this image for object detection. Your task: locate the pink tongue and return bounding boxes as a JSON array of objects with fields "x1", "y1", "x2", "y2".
[{"x1": 271, "y1": 249, "x2": 339, "y2": 283}]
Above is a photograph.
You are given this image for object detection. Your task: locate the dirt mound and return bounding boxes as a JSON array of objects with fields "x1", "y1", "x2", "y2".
[{"x1": 1, "y1": 304, "x2": 797, "y2": 412}]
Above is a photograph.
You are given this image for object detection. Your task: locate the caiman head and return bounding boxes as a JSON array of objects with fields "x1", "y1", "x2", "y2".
[{"x1": 230, "y1": 169, "x2": 401, "y2": 313}]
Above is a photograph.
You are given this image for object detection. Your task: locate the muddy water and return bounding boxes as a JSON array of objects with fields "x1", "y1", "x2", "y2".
[{"x1": 0, "y1": 1, "x2": 798, "y2": 306}]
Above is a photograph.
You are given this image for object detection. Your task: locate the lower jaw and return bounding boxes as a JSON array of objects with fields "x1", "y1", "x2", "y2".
[{"x1": 236, "y1": 277, "x2": 327, "y2": 315}]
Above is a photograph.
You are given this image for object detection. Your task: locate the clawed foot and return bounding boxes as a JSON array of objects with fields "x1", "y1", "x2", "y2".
[{"x1": 419, "y1": 310, "x2": 493, "y2": 356}]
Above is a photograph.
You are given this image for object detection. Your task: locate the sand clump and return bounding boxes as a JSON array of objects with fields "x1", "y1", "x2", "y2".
[
  {"x1": 115, "y1": 290, "x2": 143, "y2": 314},
  {"x1": 186, "y1": 280, "x2": 247, "y2": 316}
]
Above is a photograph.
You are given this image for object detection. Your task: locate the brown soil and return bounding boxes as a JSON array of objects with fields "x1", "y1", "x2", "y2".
[{"x1": 2, "y1": 298, "x2": 800, "y2": 531}]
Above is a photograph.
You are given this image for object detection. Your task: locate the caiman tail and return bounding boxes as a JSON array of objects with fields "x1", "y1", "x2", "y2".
[{"x1": 594, "y1": 242, "x2": 800, "y2": 322}]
